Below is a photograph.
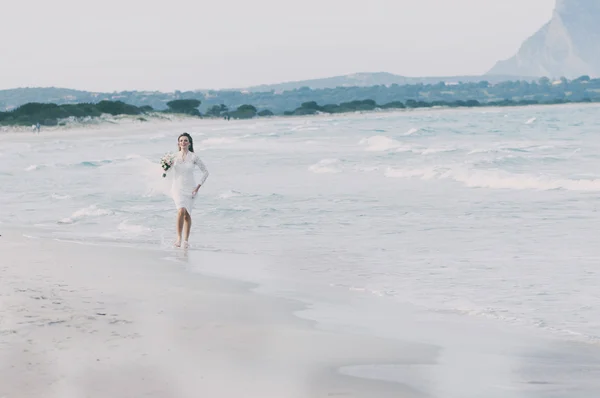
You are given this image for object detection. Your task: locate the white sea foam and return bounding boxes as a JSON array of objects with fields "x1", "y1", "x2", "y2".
[
  {"x1": 394, "y1": 145, "x2": 417, "y2": 153},
  {"x1": 116, "y1": 220, "x2": 152, "y2": 235},
  {"x1": 308, "y1": 159, "x2": 342, "y2": 174},
  {"x1": 123, "y1": 156, "x2": 173, "y2": 197},
  {"x1": 384, "y1": 166, "x2": 440, "y2": 180},
  {"x1": 51, "y1": 193, "x2": 71, "y2": 200},
  {"x1": 385, "y1": 166, "x2": 600, "y2": 191},
  {"x1": 359, "y1": 135, "x2": 402, "y2": 151},
  {"x1": 198, "y1": 137, "x2": 238, "y2": 148},
  {"x1": 218, "y1": 190, "x2": 245, "y2": 199},
  {"x1": 59, "y1": 205, "x2": 114, "y2": 224},
  {"x1": 294, "y1": 126, "x2": 319, "y2": 132},
  {"x1": 466, "y1": 141, "x2": 562, "y2": 156},
  {"x1": 420, "y1": 147, "x2": 457, "y2": 155},
  {"x1": 354, "y1": 165, "x2": 380, "y2": 173}
]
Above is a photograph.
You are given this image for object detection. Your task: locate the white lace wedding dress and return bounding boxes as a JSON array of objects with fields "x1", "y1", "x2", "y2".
[{"x1": 170, "y1": 151, "x2": 209, "y2": 213}]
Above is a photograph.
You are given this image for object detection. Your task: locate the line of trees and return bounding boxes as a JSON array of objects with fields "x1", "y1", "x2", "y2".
[
  {"x1": 283, "y1": 96, "x2": 598, "y2": 115},
  {"x1": 0, "y1": 98, "x2": 274, "y2": 126},
  {"x1": 2, "y1": 94, "x2": 599, "y2": 127},
  {"x1": 0, "y1": 101, "x2": 147, "y2": 127}
]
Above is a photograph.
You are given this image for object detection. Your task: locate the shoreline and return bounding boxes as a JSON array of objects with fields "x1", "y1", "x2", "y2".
[
  {"x1": 0, "y1": 113, "x2": 201, "y2": 134},
  {"x1": 0, "y1": 230, "x2": 435, "y2": 398},
  {"x1": 2, "y1": 227, "x2": 600, "y2": 397}
]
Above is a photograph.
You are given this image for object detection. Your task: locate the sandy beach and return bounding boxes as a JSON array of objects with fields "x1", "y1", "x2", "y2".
[
  {"x1": 0, "y1": 113, "x2": 205, "y2": 138},
  {"x1": 0, "y1": 230, "x2": 437, "y2": 398}
]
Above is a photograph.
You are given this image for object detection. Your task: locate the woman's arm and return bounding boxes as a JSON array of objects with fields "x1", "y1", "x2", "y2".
[{"x1": 193, "y1": 155, "x2": 209, "y2": 191}]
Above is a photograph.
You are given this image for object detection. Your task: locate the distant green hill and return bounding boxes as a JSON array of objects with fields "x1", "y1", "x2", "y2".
[
  {"x1": 241, "y1": 72, "x2": 537, "y2": 92},
  {"x1": 0, "y1": 72, "x2": 539, "y2": 112}
]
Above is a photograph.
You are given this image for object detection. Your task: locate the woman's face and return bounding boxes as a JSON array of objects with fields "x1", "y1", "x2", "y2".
[{"x1": 178, "y1": 135, "x2": 190, "y2": 151}]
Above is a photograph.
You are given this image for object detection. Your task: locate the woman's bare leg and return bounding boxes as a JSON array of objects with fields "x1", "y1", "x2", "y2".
[
  {"x1": 175, "y1": 208, "x2": 185, "y2": 246},
  {"x1": 183, "y1": 209, "x2": 192, "y2": 246}
]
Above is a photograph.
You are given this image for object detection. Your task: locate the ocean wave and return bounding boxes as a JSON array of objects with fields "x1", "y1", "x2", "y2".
[
  {"x1": 354, "y1": 165, "x2": 380, "y2": 173},
  {"x1": 90, "y1": 154, "x2": 146, "y2": 169},
  {"x1": 24, "y1": 155, "x2": 144, "y2": 172},
  {"x1": 472, "y1": 153, "x2": 573, "y2": 167},
  {"x1": 385, "y1": 166, "x2": 600, "y2": 191},
  {"x1": 467, "y1": 147, "x2": 531, "y2": 155},
  {"x1": 466, "y1": 142, "x2": 564, "y2": 156},
  {"x1": 419, "y1": 147, "x2": 459, "y2": 155},
  {"x1": 2, "y1": 143, "x2": 31, "y2": 153},
  {"x1": 330, "y1": 283, "x2": 600, "y2": 345},
  {"x1": 218, "y1": 189, "x2": 254, "y2": 199},
  {"x1": 147, "y1": 133, "x2": 171, "y2": 141},
  {"x1": 429, "y1": 306, "x2": 600, "y2": 345},
  {"x1": 215, "y1": 190, "x2": 268, "y2": 200},
  {"x1": 358, "y1": 134, "x2": 443, "y2": 154},
  {"x1": 58, "y1": 205, "x2": 114, "y2": 224},
  {"x1": 385, "y1": 166, "x2": 439, "y2": 180},
  {"x1": 117, "y1": 220, "x2": 152, "y2": 236},
  {"x1": 210, "y1": 206, "x2": 252, "y2": 214},
  {"x1": 359, "y1": 135, "x2": 402, "y2": 151},
  {"x1": 51, "y1": 193, "x2": 71, "y2": 200},
  {"x1": 79, "y1": 160, "x2": 112, "y2": 167},
  {"x1": 198, "y1": 137, "x2": 238, "y2": 148},
  {"x1": 293, "y1": 126, "x2": 319, "y2": 132},
  {"x1": 308, "y1": 159, "x2": 342, "y2": 174},
  {"x1": 392, "y1": 146, "x2": 416, "y2": 153},
  {"x1": 290, "y1": 124, "x2": 320, "y2": 132}
]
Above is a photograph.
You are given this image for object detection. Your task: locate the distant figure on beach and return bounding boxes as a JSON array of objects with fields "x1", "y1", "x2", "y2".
[
  {"x1": 32, "y1": 123, "x2": 41, "y2": 134},
  {"x1": 169, "y1": 133, "x2": 209, "y2": 248}
]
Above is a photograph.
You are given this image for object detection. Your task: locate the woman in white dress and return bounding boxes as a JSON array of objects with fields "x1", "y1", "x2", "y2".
[{"x1": 171, "y1": 133, "x2": 209, "y2": 248}]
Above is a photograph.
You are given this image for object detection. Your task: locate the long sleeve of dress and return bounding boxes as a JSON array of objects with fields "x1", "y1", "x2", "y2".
[{"x1": 194, "y1": 154, "x2": 209, "y2": 186}]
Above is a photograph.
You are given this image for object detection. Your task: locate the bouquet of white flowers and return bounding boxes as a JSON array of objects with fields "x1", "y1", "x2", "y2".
[{"x1": 160, "y1": 152, "x2": 175, "y2": 177}]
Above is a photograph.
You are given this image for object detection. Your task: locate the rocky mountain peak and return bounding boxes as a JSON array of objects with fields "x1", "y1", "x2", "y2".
[{"x1": 487, "y1": 0, "x2": 600, "y2": 78}]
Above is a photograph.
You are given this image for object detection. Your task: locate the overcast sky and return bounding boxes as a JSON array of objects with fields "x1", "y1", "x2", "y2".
[{"x1": 0, "y1": 0, "x2": 555, "y2": 92}]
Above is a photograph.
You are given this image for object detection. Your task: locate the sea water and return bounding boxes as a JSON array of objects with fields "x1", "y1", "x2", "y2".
[{"x1": 2, "y1": 104, "x2": 600, "y2": 350}]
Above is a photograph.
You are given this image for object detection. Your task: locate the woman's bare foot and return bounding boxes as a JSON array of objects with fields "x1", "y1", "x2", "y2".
[
  {"x1": 183, "y1": 241, "x2": 189, "y2": 249},
  {"x1": 174, "y1": 238, "x2": 181, "y2": 247}
]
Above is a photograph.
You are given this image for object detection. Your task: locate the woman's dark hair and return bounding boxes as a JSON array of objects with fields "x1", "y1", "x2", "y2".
[{"x1": 178, "y1": 132, "x2": 194, "y2": 152}]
